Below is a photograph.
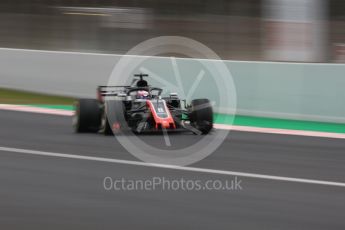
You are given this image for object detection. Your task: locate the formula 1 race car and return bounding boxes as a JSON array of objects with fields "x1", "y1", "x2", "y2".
[{"x1": 73, "y1": 74, "x2": 213, "y2": 135}]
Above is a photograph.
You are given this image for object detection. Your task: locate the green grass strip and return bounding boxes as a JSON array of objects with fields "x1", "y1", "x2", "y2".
[
  {"x1": 0, "y1": 88, "x2": 74, "y2": 105},
  {"x1": 215, "y1": 113, "x2": 345, "y2": 134},
  {"x1": 29, "y1": 104, "x2": 74, "y2": 111}
]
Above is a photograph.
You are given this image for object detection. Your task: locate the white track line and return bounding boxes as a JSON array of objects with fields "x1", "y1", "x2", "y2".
[
  {"x1": 215, "y1": 124, "x2": 345, "y2": 140},
  {"x1": 0, "y1": 146, "x2": 345, "y2": 188},
  {"x1": 1, "y1": 104, "x2": 345, "y2": 139},
  {"x1": 0, "y1": 104, "x2": 74, "y2": 116}
]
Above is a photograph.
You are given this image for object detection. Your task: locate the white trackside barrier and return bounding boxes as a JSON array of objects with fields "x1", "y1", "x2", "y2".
[{"x1": 0, "y1": 48, "x2": 345, "y2": 123}]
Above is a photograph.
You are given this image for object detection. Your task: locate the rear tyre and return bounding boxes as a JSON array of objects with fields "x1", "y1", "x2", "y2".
[
  {"x1": 189, "y1": 99, "x2": 213, "y2": 134},
  {"x1": 74, "y1": 99, "x2": 101, "y2": 133}
]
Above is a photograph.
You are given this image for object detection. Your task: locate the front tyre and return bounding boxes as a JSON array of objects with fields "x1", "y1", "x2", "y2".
[
  {"x1": 189, "y1": 99, "x2": 213, "y2": 134},
  {"x1": 104, "y1": 100, "x2": 130, "y2": 135},
  {"x1": 74, "y1": 99, "x2": 101, "y2": 133}
]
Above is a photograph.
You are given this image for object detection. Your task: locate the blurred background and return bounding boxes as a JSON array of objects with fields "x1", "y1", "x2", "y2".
[{"x1": 0, "y1": 0, "x2": 344, "y2": 62}]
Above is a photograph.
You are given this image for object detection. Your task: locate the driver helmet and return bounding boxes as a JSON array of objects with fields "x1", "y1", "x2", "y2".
[{"x1": 137, "y1": 90, "x2": 149, "y2": 99}]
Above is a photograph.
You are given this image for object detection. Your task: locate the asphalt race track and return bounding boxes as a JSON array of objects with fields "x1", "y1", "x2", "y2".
[{"x1": 0, "y1": 110, "x2": 344, "y2": 229}]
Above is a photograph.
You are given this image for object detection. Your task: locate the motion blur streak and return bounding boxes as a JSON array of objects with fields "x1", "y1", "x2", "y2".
[
  {"x1": 0, "y1": 0, "x2": 344, "y2": 62},
  {"x1": 0, "y1": 110, "x2": 345, "y2": 229},
  {"x1": 1, "y1": 145, "x2": 345, "y2": 187}
]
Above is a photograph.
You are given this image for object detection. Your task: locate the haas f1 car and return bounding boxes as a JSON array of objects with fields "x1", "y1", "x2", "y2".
[{"x1": 74, "y1": 74, "x2": 213, "y2": 135}]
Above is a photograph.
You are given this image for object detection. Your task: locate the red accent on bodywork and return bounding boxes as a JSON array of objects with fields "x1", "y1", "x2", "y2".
[
  {"x1": 112, "y1": 122, "x2": 121, "y2": 130},
  {"x1": 146, "y1": 100, "x2": 176, "y2": 129}
]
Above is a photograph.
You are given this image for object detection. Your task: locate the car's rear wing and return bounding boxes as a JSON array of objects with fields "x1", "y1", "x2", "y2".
[{"x1": 97, "y1": 86, "x2": 130, "y2": 101}]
